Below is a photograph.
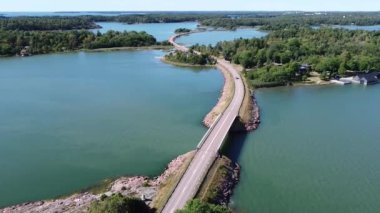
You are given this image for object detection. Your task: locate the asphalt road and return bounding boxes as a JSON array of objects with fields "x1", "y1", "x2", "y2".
[{"x1": 162, "y1": 35, "x2": 245, "y2": 213}]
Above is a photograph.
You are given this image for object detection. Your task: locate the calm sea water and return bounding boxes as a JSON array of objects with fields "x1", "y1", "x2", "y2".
[
  {"x1": 176, "y1": 28, "x2": 267, "y2": 46},
  {"x1": 230, "y1": 85, "x2": 380, "y2": 213},
  {"x1": 313, "y1": 25, "x2": 380, "y2": 31},
  {"x1": 0, "y1": 50, "x2": 223, "y2": 207},
  {"x1": 334, "y1": 25, "x2": 380, "y2": 31},
  {"x1": 93, "y1": 22, "x2": 198, "y2": 41}
]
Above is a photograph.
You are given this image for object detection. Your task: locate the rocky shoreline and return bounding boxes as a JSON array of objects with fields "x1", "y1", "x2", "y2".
[
  {"x1": 1, "y1": 152, "x2": 192, "y2": 213},
  {"x1": 196, "y1": 156, "x2": 241, "y2": 207},
  {"x1": 244, "y1": 94, "x2": 261, "y2": 131},
  {"x1": 215, "y1": 160, "x2": 241, "y2": 206}
]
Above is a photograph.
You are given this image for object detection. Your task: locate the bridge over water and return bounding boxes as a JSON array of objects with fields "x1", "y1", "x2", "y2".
[{"x1": 162, "y1": 34, "x2": 245, "y2": 213}]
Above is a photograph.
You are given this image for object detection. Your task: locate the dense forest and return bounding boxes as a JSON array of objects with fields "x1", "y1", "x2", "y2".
[
  {"x1": 193, "y1": 26, "x2": 380, "y2": 86},
  {"x1": 0, "y1": 30, "x2": 157, "y2": 56},
  {"x1": 3, "y1": 12, "x2": 380, "y2": 32},
  {"x1": 3, "y1": 12, "x2": 380, "y2": 63},
  {"x1": 200, "y1": 12, "x2": 380, "y2": 30},
  {"x1": 0, "y1": 14, "x2": 202, "y2": 31},
  {"x1": 0, "y1": 17, "x2": 99, "y2": 31},
  {"x1": 165, "y1": 50, "x2": 216, "y2": 66}
]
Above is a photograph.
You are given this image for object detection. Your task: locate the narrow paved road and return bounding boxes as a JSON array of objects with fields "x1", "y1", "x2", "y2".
[{"x1": 162, "y1": 35, "x2": 245, "y2": 213}]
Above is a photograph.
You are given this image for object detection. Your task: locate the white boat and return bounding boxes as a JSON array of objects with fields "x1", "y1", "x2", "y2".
[
  {"x1": 340, "y1": 77, "x2": 359, "y2": 84},
  {"x1": 330, "y1": 79, "x2": 351, "y2": 85}
]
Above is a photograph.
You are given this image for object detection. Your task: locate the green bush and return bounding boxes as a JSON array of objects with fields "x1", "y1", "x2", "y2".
[
  {"x1": 176, "y1": 199, "x2": 231, "y2": 213},
  {"x1": 175, "y1": 28, "x2": 191, "y2": 34},
  {"x1": 165, "y1": 50, "x2": 216, "y2": 65},
  {"x1": 88, "y1": 193, "x2": 154, "y2": 213}
]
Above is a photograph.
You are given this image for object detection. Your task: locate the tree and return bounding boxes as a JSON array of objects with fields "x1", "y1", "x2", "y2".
[
  {"x1": 175, "y1": 28, "x2": 191, "y2": 33},
  {"x1": 237, "y1": 50, "x2": 255, "y2": 68},
  {"x1": 176, "y1": 199, "x2": 232, "y2": 213},
  {"x1": 88, "y1": 193, "x2": 154, "y2": 213},
  {"x1": 338, "y1": 62, "x2": 347, "y2": 75}
]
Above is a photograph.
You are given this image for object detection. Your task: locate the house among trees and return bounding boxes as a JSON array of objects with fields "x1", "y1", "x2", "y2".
[
  {"x1": 295, "y1": 64, "x2": 311, "y2": 77},
  {"x1": 20, "y1": 46, "x2": 31, "y2": 57},
  {"x1": 352, "y1": 72, "x2": 379, "y2": 85},
  {"x1": 299, "y1": 64, "x2": 311, "y2": 74}
]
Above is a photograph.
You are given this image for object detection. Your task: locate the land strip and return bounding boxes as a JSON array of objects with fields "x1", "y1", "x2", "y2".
[{"x1": 163, "y1": 33, "x2": 245, "y2": 213}]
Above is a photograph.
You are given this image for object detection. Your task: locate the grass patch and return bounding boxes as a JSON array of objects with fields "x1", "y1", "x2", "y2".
[
  {"x1": 239, "y1": 72, "x2": 254, "y2": 124},
  {"x1": 151, "y1": 151, "x2": 196, "y2": 212}
]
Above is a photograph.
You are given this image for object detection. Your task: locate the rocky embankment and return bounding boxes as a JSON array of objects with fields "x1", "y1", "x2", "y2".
[
  {"x1": 197, "y1": 156, "x2": 240, "y2": 206},
  {"x1": 215, "y1": 160, "x2": 240, "y2": 206},
  {"x1": 244, "y1": 94, "x2": 261, "y2": 131},
  {"x1": 1, "y1": 152, "x2": 192, "y2": 213}
]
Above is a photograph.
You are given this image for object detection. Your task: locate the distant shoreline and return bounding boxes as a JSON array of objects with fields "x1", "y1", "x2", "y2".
[{"x1": 0, "y1": 45, "x2": 172, "y2": 58}]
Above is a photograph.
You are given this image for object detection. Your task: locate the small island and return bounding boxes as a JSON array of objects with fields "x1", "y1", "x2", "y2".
[
  {"x1": 163, "y1": 50, "x2": 216, "y2": 67},
  {"x1": 174, "y1": 28, "x2": 192, "y2": 34}
]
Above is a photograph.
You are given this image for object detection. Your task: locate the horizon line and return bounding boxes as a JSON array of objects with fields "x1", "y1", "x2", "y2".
[{"x1": 1, "y1": 10, "x2": 380, "y2": 13}]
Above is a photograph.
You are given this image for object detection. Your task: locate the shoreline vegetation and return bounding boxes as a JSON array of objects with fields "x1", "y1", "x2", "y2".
[
  {"x1": 85, "y1": 45, "x2": 172, "y2": 52},
  {"x1": 163, "y1": 50, "x2": 217, "y2": 67},
  {"x1": 193, "y1": 25, "x2": 380, "y2": 88},
  {"x1": 160, "y1": 57, "x2": 215, "y2": 68},
  {"x1": 0, "y1": 30, "x2": 164, "y2": 57}
]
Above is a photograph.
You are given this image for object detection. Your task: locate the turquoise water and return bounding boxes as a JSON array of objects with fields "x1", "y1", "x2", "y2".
[
  {"x1": 176, "y1": 28, "x2": 267, "y2": 46},
  {"x1": 313, "y1": 25, "x2": 380, "y2": 31},
  {"x1": 230, "y1": 85, "x2": 380, "y2": 213},
  {"x1": 335, "y1": 25, "x2": 380, "y2": 31},
  {"x1": 0, "y1": 50, "x2": 223, "y2": 207},
  {"x1": 94, "y1": 22, "x2": 199, "y2": 41}
]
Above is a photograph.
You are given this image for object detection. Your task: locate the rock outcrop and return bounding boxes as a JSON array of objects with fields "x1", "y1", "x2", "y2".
[{"x1": 245, "y1": 94, "x2": 261, "y2": 131}]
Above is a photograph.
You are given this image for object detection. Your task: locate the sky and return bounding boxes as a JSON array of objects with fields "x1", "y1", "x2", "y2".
[{"x1": 0, "y1": 0, "x2": 379, "y2": 12}]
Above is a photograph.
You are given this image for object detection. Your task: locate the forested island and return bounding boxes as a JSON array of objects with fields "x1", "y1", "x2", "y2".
[
  {"x1": 0, "y1": 17, "x2": 99, "y2": 31},
  {"x1": 198, "y1": 12, "x2": 380, "y2": 30},
  {"x1": 3, "y1": 12, "x2": 380, "y2": 31},
  {"x1": 175, "y1": 28, "x2": 192, "y2": 34},
  {"x1": 164, "y1": 50, "x2": 216, "y2": 66},
  {"x1": 0, "y1": 30, "x2": 158, "y2": 56},
  {"x1": 192, "y1": 26, "x2": 380, "y2": 87}
]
